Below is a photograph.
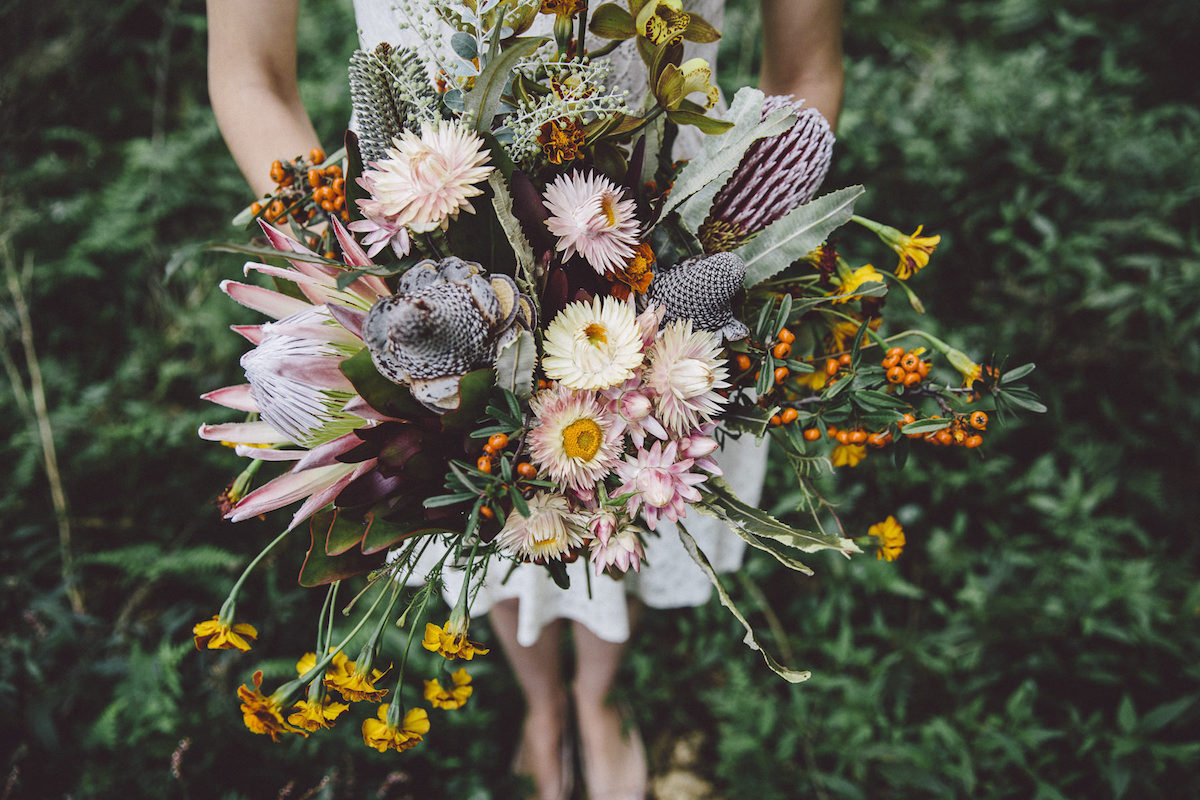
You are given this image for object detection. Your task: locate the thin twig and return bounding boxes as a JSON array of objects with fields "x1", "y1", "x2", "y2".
[{"x1": 2, "y1": 244, "x2": 84, "y2": 613}]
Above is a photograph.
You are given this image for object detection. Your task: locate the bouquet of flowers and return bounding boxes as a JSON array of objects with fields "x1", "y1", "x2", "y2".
[{"x1": 196, "y1": 0, "x2": 1043, "y2": 749}]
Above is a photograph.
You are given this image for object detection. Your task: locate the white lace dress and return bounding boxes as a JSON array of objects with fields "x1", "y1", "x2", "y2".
[{"x1": 354, "y1": 0, "x2": 768, "y2": 646}]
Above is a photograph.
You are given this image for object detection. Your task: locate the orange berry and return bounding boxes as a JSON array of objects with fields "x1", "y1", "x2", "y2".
[
  {"x1": 334, "y1": 194, "x2": 345, "y2": 210},
  {"x1": 307, "y1": 168, "x2": 322, "y2": 187},
  {"x1": 803, "y1": 428, "x2": 821, "y2": 441},
  {"x1": 839, "y1": 353, "x2": 852, "y2": 366},
  {"x1": 476, "y1": 456, "x2": 493, "y2": 473},
  {"x1": 770, "y1": 414, "x2": 782, "y2": 427},
  {"x1": 250, "y1": 201, "x2": 263, "y2": 215},
  {"x1": 964, "y1": 434, "x2": 983, "y2": 449},
  {"x1": 836, "y1": 430, "x2": 852, "y2": 445},
  {"x1": 903, "y1": 372, "x2": 922, "y2": 388},
  {"x1": 882, "y1": 353, "x2": 901, "y2": 369},
  {"x1": 773, "y1": 342, "x2": 792, "y2": 359},
  {"x1": 517, "y1": 462, "x2": 538, "y2": 479},
  {"x1": 774, "y1": 366, "x2": 789, "y2": 383},
  {"x1": 309, "y1": 147, "x2": 326, "y2": 165},
  {"x1": 327, "y1": 164, "x2": 342, "y2": 178},
  {"x1": 901, "y1": 353, "x2": 920, "y2": 372},
  {"x1": 735, "y1": 354, "x2": 752, "y2": 371},
  {"x1": 826, "y1": 426, "x2": 839, "y2": 439},
  {"x1": 867, "y1": 432, "x2": 892, "y2": 448},
  {"x1": 935, "y1": 430, "x2": 954, "y2": 446},
  {"x1": 970, "y1": 411, "x2": 989, "y2": 430},
  {"x1": 900, "y1": 413, "x2": 916, "y2": 426},
  {"x1": 780, "y1": 408, "x2": 799, "y2": 425},
  {"x1": 887, "y1": 366, "x2": 906, "y2": 384},
  {"x1": 482, "y1": 443, "x2": 496, "y2": 455},
  {"x1": 885, "y1": 346, "x2": 905, "y2": 359},
  {"x1": 825, "y1": 359, "x2": 839, "y2": 376},
  {"x1": 777, "y1": 328, "x2": 795, "y2": 344},
  {"x1": 323, "y1": 251, "x2": 336, "y2": 260},
  {"x1": 848, "y1": 429, "x2": 867, "y2": 444},
  {"x1": 479, "y1": 505, "x2": 495, "y2": 520},
  {"x1": 488, "y1": 433, "x2": 509, "y2": 451},
  {"x1": 333, "y1": 177, "x2": 346, "y2": 195},
  {"x1": 918, "y1": 359, "x2": 930, "y2": 378}
]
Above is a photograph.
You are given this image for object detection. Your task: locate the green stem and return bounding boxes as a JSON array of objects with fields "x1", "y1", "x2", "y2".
[{"x1": 218, "y1": 525, "x2": 294, "y2": 622}]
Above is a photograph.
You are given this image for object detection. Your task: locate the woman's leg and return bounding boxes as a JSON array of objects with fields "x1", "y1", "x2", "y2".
[
  {"x1": 571, "y1": 619, "x2": 647, "y2": 799},
  {"x1": 489, "y1": 599, "x2": 570, "y2": 800}
]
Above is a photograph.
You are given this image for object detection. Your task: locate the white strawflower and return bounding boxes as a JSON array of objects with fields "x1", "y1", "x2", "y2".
[
  {"x1": 494, "y1": 491, "x2": 587, "y2": 562},
  {"x1": 542, "y1": 171, "x2": 640, "y2": 274},
  {"x1": 643, "y1": 319, "x2": 730, "y2": 436},
  {"x1": 364, "y1": 120, "x2": 493, "y2": 234},
  {"x1": 542, "y1": 296, "x2": 645, "y2": 390},
  {"x1": 527, "y1": 385, "x2": 623, "y2": 493}
]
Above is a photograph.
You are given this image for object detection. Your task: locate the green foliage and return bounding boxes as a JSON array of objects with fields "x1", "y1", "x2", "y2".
[{"x1": 2, "y1": 0, "x2": 1198, "y2": 797}]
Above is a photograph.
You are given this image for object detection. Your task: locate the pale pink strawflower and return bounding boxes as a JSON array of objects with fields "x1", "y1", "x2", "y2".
[
  {"x1": 347, "y1": 203, "x2": 411, "y2": 258},
  {"x1": 542, "y1": 171, "x2": 640, "y2": 275},
  {"x1": 589, "y1": 524, "x2": 646, "y2": 575},
  {"x1": 599, "y1": 377, "x2": 667, "y2": 448},
  {"x1": 675, "y1": 423, "x2": 723, "y2": 476},
  {"x1": 357, "y1": 120, "x2": 493, "y2": 235},
  {"x1": 494, "y1": 491, "x2": 586, "y2": 562},
  {"x1": 528, "y1": 385, "x2": 624, "y2": 493},
  {"x1": 613, "y1": 441, "x2": 708, "y2": 529},
  {"x1": 642, "y1": 320, "x2": 730, "y2": 436},
  {"x1": 583, "y1": 509, "x2": 620, "y2": 546}
]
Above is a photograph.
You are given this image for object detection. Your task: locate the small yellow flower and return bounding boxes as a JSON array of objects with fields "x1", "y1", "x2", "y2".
[
  {"x1": 424, "y1": 668, "x2": 474, "y2": 710},
  {"x1": 237, "y1": 670, "x2": 305, "y2": 741},
  {"x1": 538, "y1": 0, "x2": 585, "y2": 19},
  {"x1": 362, "y1": 704, "x2": 431, "y2": 753},
  {"x1": 870, "y1": 516, "x2": 906, "y2": 561},
  {"x1": 831, "y1": 443, "x2": 866, "y2": 468},
  {"x1": 795, "y1": 367, "x2": 829, "y2": 392},
  {"x1": 833, "y1": 264, "x2": 885, "y2": 304},
  {"x1": 288, "y1": 697, "x2": 350, "y2": 732},
  {"x1": 334, "y1": 664, "x2": 391, "y2": 703},
  {"x1": 421, "y1": 621, "x2": 491, "y2": 661},
  {"x1": 295, "y1": 649, "x2": 351, "y2": 688},
  {"x1": 636, "y1": 0, "x2": 690, "y2": 45},
  {"x1": 891, "y1": 225, "x2": 941, "y2": 280},
  {"x1": 193, "y1": 615, "x2": 257, "y2": 652}
]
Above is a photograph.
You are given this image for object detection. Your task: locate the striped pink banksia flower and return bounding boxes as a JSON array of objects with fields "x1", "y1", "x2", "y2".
[{"x1": 698, "y1": 96, "x2": 835, "y2": 253}]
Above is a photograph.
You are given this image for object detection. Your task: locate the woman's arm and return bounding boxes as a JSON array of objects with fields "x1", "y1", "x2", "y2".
[
  {"x1": 758, "y1": 0, "x2": 844, "y2": 128},
  {"x1": 207, "y1": 0, "x2": 321, "y2": 196}
]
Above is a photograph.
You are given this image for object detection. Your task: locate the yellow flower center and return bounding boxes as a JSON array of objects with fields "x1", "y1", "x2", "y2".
[
  {"x1": 583, "y1": 322, "x2": 607, "y2": 345},
  {"x1": 562, "y1": 418, "x2": 603, "y2": 461},
  {"x1": 600, "y1": 194, "x2": 618, "y2": 227}
]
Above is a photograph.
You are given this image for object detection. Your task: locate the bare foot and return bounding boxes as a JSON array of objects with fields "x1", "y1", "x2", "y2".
[
  {"x1": 513, "y1": 693, "x2": 571, "y2": 800},
  {"x1": 574, "y1": 691, "x2": 647, "y2": 800}
]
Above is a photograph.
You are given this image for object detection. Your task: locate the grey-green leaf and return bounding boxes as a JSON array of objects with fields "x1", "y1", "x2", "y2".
[
  {"x1": 741, "y1": 185, "x2": 865, "y2": 286},
  {"x1": 487, "y1": 172, "x2": 538, "y2": 298},
  {"x1": 697, "y1": 475, "x2": 860, "y2": 556},
  {"x1": 463, "y1": 37, "x2": 545, "y2": 132},
  {"x1": 495, "y1": 329, "x2": 536, "y2": 401}
]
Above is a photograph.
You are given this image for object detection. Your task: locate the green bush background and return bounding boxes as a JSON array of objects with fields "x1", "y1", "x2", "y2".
[{"x1": 2, "y1": 0, "x2": 1198, "y2": 797}]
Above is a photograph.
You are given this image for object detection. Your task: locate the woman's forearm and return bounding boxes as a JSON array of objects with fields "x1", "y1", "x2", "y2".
[
  {"x1": 207, "y1": 0, "x2": 320, "y2": 197},
  {"x1": 758, "y1": 0, "x2": 845, "y2": 129}
]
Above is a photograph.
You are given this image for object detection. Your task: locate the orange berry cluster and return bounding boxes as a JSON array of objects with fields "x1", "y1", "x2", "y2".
[
  {"x1": 882, "y1": 346, "x2": 929, "y2": 388},
  {"x1": 818, "y1": 425, "x2": 893, "y2": 448},
  {"x1": 900, "y1": 411, "x2": 988, "y2": 448},
  {"x1": 737, "y1": 327, "x2": 798, "y2": 391},
  {"x1": 251, "y1": 148, "x2": 350, "y2": 230}
]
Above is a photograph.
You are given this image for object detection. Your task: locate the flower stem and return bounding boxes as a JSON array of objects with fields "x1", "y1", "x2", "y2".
[{"x1": 218, "y1": 525, "x2": 294, "y2": 623}]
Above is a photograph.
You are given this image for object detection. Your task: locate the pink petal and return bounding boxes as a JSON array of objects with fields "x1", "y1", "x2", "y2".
[
  {"x1": 327, "y1": 304, "x2": 367, "y2": 340},
  {"x1": 198, "y1": 421, "x2": 292, "y2": 445},
  {"x1": 270, "y1": 353, "x2": 356, "y2": 392},
  {"x1": 285, "y1": 460, "x2": 376, "y2": 530},
  {"x1": 201, "y1": 384, "x2": 259, "y2": 412},
  {"x1": 234, "y1": 445, "x2": 304, "y2": 461},
  {"x1": 221, "y1": 280, "x2": 311, "y2": 320},
  {"x1": 231, "y1": 324, "x2": 265, "y2": 344},
  {"x1": 243, "y1": 262, "x2": 336, "y2": 307},
  {"x1": 227, "y1": 463, "x2": 351, "y2": 523},
  {"x1": 293, "y1": 432, "x2": 367, "y2": 471}
]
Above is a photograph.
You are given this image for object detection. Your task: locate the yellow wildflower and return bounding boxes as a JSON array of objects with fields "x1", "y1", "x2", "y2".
[
  {"x1": 295, "y1": 649, "x2": 351, "y2": 688},
  {"x1": 538, "y1": 0, "x2": 584, "y2": 18},
  {"x1": 237, "y1": 670, "x2": 305, "y2": 741},
  {"x1": 870, "y1": 516, "x2": 906, "y2": 561},
  {"x1": 424, "y1": 668, "x2": 474, "y2": 710},
  {"x1": 422, "y1": 621, "x2": 491, "y2": 661},
  {"x1": 288, "y1": 697, "x2": 350, "y2": 732},
  {"x1": 830, "y1": 443, "x2": 866, "y2": 468},
  {"x1": 833, "y1": 264, "x2": 885, "y2": 304},
  {"x1": 795, "y1": 367, "x2": 829, "y2": 392},
  {"x1": 636, "y1": 0, "x2": 690, "y2": 45},
  {"x1": 334, "y1": 663, "x2": 391, "y2": 703},
  {"x1": 362, "y1": 704, "x2": 431, "y2": 753},
  {"x1": 193, "y1": 615, "x2": 257, "y2": 652},
  {"x1": 891, "y1": 225, "x2": 941, "y2": 280}
]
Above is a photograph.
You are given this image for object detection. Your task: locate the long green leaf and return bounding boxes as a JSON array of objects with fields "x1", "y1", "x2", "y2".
[
  {"x1": 488, "y1": 172, "x2": 537, "y2": 297},
  {"x1": 463, "y1": 37, "x2": 545, "y2": 132},
  {"x1": 740, "y1": 185, "x2": 865, "y2": 286},
  {"x1": 494, "y1": 329, "x2": 536, "y2": 400},
  {"x1": 678, "y1": 523, "x2": 811, "y2": 683},
  {"x1": 697, "y1": 475, "x2": 860, "y2": 555}
]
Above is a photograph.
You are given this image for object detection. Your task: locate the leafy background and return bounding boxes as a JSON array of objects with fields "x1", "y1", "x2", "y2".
[{"x1": 2, "y1": 0, "x2": 1198, "y2": 797}]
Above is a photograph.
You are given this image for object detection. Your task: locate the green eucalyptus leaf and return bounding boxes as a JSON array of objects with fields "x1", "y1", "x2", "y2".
[
  {"x1": 740, "y1": 186, "x2": 865, "y2": 286},
  {"x1": 463, "y1": 37, "x2": 545, "y2": 132},
  {"x1": 451, "y1": 31, "x2": 479, "y2": 60},
  {"x1": 677, "y1": 523, "x2": 811, "y2": 683}
]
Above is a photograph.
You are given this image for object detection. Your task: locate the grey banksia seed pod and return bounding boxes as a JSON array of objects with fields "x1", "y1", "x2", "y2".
[
  {"x1": 698, "y1": 96, "x2": 835, "y2": 254},
  {"x1": 648, "y1": 252, "x2": 750, "y2": 342},
  {"x1": 349, "y1": 44, "x2": 437, "y2": 166}
]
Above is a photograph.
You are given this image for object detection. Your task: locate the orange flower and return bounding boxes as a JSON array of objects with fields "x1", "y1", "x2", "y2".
[
  {"x1": 237, "y1": 670, "x2": 305, "y2": 741},
  {"x1": 193, "y1": 615, "x2": 257, "y2": 652},
  {"x1": 424, "y1": 667, "x2": 474, "y2": 710},
  {"x1": 421, "y1": 621, "x2": 490, "y2": 661},
  {"x1": 537, "y1": 118, "x2": 586, "y2": 165},
  {"x1": 608, "y1": 242, "x2": 655, "y2": 300},
  {"x1": 288, "y1": 697, "x2": 350, "y2": 732},
  {"x1": 362, "y1": 704, "x2": 431, "y2": 753},
  {"x1": 870, "y1": 516, "x2": 906, "y2": 561}
]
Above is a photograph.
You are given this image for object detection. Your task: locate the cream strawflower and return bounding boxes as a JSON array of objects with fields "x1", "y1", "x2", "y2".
[
  {"x1": 362, "y1": 120, "x2": 493, "y2": 234},
  {"x1": 528, "y1": 385, "x2": 623, "y2": 493},
  {"x1": 643, "y1": 319, "x2": 730, "y2": 436},
  {"x1": 542, "y1": 296, "x2": 645, "y2": 390},
  {"x1": 542, "y1": 171, "x2": 640, "y2": 274},
  {"x1": 494, "y1": 491, "x2": 586, "y2": 562}
]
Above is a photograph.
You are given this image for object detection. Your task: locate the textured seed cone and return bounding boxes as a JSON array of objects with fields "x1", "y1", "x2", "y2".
[
  {"x1": 699, "y1": 96, "x2": 835, "y2": 253},
  {"x1": 364, "y1": 257, "x2": 530, "y2": 412},
  {"x1": 647, "y1": 252, "x2": 749, "y2": 341},
  {"x1": 349, "y1": 44, "x2": 435, "y2": 166}
]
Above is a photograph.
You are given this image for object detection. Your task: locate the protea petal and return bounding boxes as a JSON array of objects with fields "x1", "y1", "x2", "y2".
[
  {"x1": 221, "y1": 280, "x2": 311, "y2": 319},
  {"x1": 227, "y1": 463, "x2": 354, "y2": 524},
  {"x1": 286, "y1": 460, "x2": 377, "y2": 530},
  {"x1": 198, "y1": 420, "x2": 292, "y2": 445},
  {"x1": 201, "y1": 384, "x2": 260, "y2": 412},
  {"x1": 293, "y1": 432, "x2": 367, "y2": 472},
  {"x1": 231, "y1": 324, "x2": 266, "y2": 344},
  {"x1": 234, "y1": 445, "x2": 304, "y2": 461}
]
